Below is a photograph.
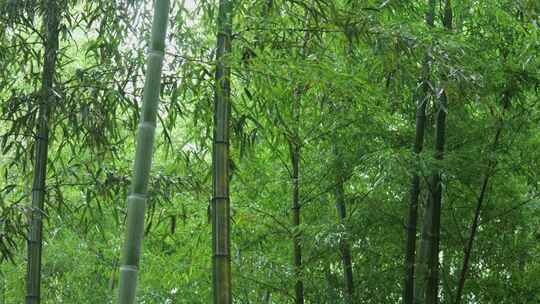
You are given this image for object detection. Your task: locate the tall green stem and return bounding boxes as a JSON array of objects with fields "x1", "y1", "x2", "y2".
[
  {"x1": 423, "y1": 92, "x2": 446, "y2": 304},
  {"x1": 212, "y1": 0, "x2": 233, "y2": 303},
  {"x1": 117, "y1": 1, "x2": 170, "y2": 303},
  {"x1": 289, "y1": 82, "x2": 304, "y2": 304},
  {"x1": 330, "y1": 102, "x2": 354, "y2": 302},
  {"x1": 334, "y1": 148, "x2": 354, "y2": 303},
  {"x1": 417, "y1": 2, "x2": 451, "y2": 303},
  {"x1": 403, "y1": 29, "x2": 430, "y2": 304},
  {"x1": 454, "y1": 92, "x2": 511, "y2": 304},
  {"x1": 405, "y1": 1, "x2": 434, "y2": 303},
  {"x1": 25, "y1": 0, "x2": 60, "y2": 303}
]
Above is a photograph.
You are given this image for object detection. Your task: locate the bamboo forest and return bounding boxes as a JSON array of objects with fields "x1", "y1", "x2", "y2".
[{"x1": 1, "y1": 0, "x2": 539, "y2": 303}]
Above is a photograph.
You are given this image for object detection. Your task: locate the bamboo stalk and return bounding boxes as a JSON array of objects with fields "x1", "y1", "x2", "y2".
[
  {"x1": 406, "y1": 1, "x2": 435, "y2": 303},
  {"x1": 418, "y1": 2, "x2": 452, "y2": 303},
  {"x1": 25, "y1": 0, "x2": 60, "y2": 303},
  {"x1": 212, "y1": 0, "x2": 233, "y2": 303},
  {"x1": 117, "y1": 1, "x2": 170, "y2": 303}
]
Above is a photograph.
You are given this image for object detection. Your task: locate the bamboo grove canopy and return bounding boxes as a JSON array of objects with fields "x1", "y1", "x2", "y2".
[{"x1": 0, "y1": 0, "x2": 539, "y2": 303}]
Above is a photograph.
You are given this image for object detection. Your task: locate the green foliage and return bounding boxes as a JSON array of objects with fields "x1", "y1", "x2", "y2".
[{"x1": 0, "y1": 0, "x2": 539, "y2": 303}]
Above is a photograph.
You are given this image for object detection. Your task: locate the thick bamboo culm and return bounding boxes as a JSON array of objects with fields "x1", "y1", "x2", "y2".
[
  {"x1": 212, "y1": 0, "x2": 233, "y2": 303},
  {"x1": 117, "y1": 1, "x2": 170, "y2": 303},
  {"x1": 26, "y1": 0, "x2": 60, "y2": 303}
]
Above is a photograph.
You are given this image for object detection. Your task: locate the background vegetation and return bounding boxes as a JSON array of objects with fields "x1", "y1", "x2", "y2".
[{"x1": 0, "y1": 0, "x2": 539, "y2": 303}]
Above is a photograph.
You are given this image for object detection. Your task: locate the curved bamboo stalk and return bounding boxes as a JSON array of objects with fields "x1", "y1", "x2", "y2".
[
  {"x1": 454, "y1": 92, "x2": 511, "y2": 304},
  {"x1": 117, "y1": 1, "x2": 170, "y2": 303}
]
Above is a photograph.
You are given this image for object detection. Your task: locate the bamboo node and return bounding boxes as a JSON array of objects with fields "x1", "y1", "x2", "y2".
[
  {"x1": 120, "y1": 265, "x2": 138, "y2": 273},
  {"x1": 149, "y1": 50, "x2": 165, "y2": 58},
  {"x1": 139, "y1": 121, "x2": 156, "y2": 131},
  {"x1": 128, "y1": 193, "x2": 147, "y2": 201}
]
